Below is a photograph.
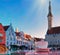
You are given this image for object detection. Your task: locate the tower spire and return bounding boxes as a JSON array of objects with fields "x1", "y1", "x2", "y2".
[
  {"x1": 48, "y1": 0, "x2": 53, "y2": 17},
  {"x1": 47, "y1": 0, "x2": 53, "y2": 30},
  {"x1": 16, "y1": 28, "x2": 19, "y2": 32}
]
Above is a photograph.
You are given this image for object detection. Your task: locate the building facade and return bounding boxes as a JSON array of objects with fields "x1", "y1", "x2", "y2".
[
  {"x1": 0, "y1": 23, "x2": 6, "y2": 45},
  {"x1": 0, "y1": 23, "x2": 17, "y2": 50},
  {"x1": 45, "y1": 1, "x2": 60, "y2": 50},
  {"x1": 15, "y1": 31, "x2": 25, "y2": 46},
  {"x1": 4, "y1": 24, "x2": 17, "y2": 49},
  {"x1": 0, "y1": 23, "x2": 34, "y2": 50},
  {"x1": 15, "y1": 28, "x2": 34, "y2": 50}
]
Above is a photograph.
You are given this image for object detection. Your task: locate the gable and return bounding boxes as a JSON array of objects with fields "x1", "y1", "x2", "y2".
[{"x1": 3, "y1": 26, "x2": 9, "y2": 31}]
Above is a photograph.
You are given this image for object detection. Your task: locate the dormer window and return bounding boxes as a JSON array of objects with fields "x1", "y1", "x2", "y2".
[{"x1": 0, "y1": 33, "x2": 3, "y2": 36}]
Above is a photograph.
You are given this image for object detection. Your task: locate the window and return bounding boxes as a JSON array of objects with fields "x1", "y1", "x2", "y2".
[
  {"x1": 14, "y1": 42, "x2": 15, "y2": 45},
  {"x1": 7, "y1": 42, "x2": 8, "y2": 45},
  {"x1": 10, "y1": 42, "x2": 12, "y2": 45},
  {"x1": 14, "y1": 38, "x2": 15, "y2": 41},
  {"x1": 19, "y1": 41, "x2": 21, "y2": 44},
  {"x1": 21, "y1": 41, "x2": 22, "y2": 44},
  {"x1": 17, "y1": 41, "x2": 18, "y2": 43},
  {"x1": 12, "y1": 33, "x2": 14, "y2": 36},
  {"x1": 9, "y1": 33, "x2": 10, "y2": 36},
  {"x1": 0, "y1": 33, "x2": 3, "y2": 36},
  {"x1": 58, "y1": 40, "x2": 60, "y2": 43},
  {"x1": 10, "y1": 37, "x2": 12, "y2": 40},
  {"x1": 53, "y1": 34, "x2": 55, "y2": 37},
  {"x1": 7, "y1": 37, "x2": 8, "y2": 40},
  {"x1": 0, "y1": 39, "x2": 2, "y2": 42}
]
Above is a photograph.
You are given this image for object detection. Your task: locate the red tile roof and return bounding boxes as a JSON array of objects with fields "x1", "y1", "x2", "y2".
[
  {"x1": 24, "y1": 34, "x2": 31, "y2": 40},
  {"x1": 15, "y1": 32, "x2": 32, "y2": 40},
  {"x1": 34, "y1": 38, "x2": 44, "y2": 42},
  {"x1": 47, "y1": 26, "x2": 60, "y2": 34},
  {"x1": 3, "y1": 26, "x2": 9, "y2": 31}
]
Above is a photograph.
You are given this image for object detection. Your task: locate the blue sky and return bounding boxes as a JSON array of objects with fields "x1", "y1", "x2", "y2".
[{"x1": 0, "y1": 0, "x2": 60, "y2": 38}]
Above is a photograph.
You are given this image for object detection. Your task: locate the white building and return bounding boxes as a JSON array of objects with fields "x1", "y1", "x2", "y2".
[
  {"x1": 15, "y1": 31, "x2": 25, "y2": 46},
  {"x1": 45, "y1": 1, "x2": 60, "y2": 49},
  {"x1": 4, "y1": 24, "x2": 17, "y2": 49},
  {"x1": 24, "y1": 34, "x2": 35, "y2": 49},
  {"x1": 15, "y1": 28, "x2": 34, "y2": 50}
]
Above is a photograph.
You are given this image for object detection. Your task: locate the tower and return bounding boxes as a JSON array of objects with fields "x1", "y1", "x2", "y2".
[
  {"x1": 15, "y1": 28, "x2": 19, "y2": 32},
  {"x1": 47, "y1": 0, "x2": 53, "y2": 30}
]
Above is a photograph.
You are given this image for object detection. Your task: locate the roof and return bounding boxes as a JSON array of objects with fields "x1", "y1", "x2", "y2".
[
  {"x1": 24, "y1": 34, "x2": 32, "y2": 40},
  {"x1": 47, "y1": 0, "x2": 53, "y2": 17},
  {"x1": 47, "y1": 26, "x2": 60, "y2": 34},
  {"x1": 47, "y1": 12, "x2": 53, "y2": 17},
  {"x1": 34, "y1": 38, "x2": 44, "y2": 42},
  {"x1": 15, "y1": 32, "x2": 20, "y2": 36},
  {"x1": 0, "y1": 23, "x2": 2, "y2": 25},
  {"x1": 3, "y1": 26, "x2": 9, "y2": 31}
]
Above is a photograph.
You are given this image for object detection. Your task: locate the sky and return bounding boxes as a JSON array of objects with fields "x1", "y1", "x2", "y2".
[{"x1": 0, "y1": 0, "x2": 60, "y2": 38}]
